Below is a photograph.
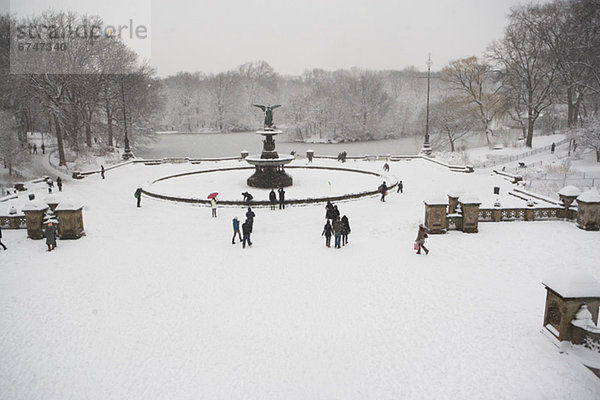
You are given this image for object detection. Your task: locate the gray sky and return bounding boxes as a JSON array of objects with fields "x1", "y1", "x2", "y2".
[{"x1": 6, "y1": 0, "x2": 544, "y2": 76}]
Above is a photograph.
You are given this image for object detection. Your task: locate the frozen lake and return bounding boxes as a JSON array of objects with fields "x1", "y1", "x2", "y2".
[{"x1": 136, "y1": 132, "x2": 489, "y2": 159}]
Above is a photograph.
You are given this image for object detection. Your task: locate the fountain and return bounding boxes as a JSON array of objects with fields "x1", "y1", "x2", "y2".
[{"x1": 245, "y1": 105, "x2": 294, "y2": 188}]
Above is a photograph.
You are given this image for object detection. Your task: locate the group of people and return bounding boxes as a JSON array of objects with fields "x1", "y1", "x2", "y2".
[
  {"x1": 28, "y1": 143, "x2": 45, "y2": 155},
  {"x1": 336, "y1": 151, "x2": 348, "y2": 163},
  {"x1": 45, "y1": 176, "x2": 63, "y2": 193},
  {"x1": 269, "y1": 188, "x2": 286, "y2": 210},
  {"x1": 232, "y1": 207, "x2": 256, "y2": 248},
  {"x1": 322, "y1": 201, "x2": 351, "y2": 249}
]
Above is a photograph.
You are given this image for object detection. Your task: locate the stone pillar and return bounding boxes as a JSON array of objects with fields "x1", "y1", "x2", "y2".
[
  {"x1": 44, "y1": 196, "x2": 59, "y2": 211},
  {"x1": 22, "y1": 200, "x2": 49, "y2": 239},
  {"x1": 576, "y1": 189, "x2": 600, "y2": 231},
  {"x1": 423, "y1": 197, "x2": 448, "y2": 234},
  {"x1": 558, "y1": 186, "x2": 580, "y2": 208},
  {"x1": 542, "y1": 273, "x2": 600, "y2": 342},
  {"x1": 55, "y1": 202, "x2": 85, "y2": 239},
  {"x1": 448, "y1": 195, "x2": 459, "y2": 215},
  {"x1": 458, "y1": 194, "x2": 481, "y2": 233}
]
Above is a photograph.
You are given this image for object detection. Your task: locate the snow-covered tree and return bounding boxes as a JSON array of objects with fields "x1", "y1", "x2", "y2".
[{"x1": 570, "y1": 116, "x2": 600, "y2": 162}]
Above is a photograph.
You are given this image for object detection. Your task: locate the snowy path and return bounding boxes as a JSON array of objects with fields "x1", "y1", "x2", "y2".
[{"x1": 1, "y1": 159, "x2": 600, "y2": 400}]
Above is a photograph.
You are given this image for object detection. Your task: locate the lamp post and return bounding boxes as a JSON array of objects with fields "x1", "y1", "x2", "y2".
[
  {"x1": 120, "y1": 77, "x2": 134, "y2": 160},
  {"x1": 421, "y1": 53, "x2": 433, "y2": 156}
]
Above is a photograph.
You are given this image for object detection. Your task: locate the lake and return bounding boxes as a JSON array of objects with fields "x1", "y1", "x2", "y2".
[{"x1": 136, "y1": 132, "x2": 489, "y2": 159}]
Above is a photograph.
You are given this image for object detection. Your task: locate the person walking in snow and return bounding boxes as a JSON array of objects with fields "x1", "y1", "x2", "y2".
[
  {"x1": 322, "y1": 220, "x2": 333, "y2": 248},
  {"x1": 242, "y1": 219, "x2": 253, "y2": 248},
  {"x1": 45, "y1": 222, "x2": 57, "y2": 251},
  {"x1": 56, "y1": 177, "x2": 63, "y2": 192},
  {"x1": 325, "y1": 201, "x2": 334, "y2": 220},
  {"x1": 331, "y1": 205, "x2": 340, "y2": 221},
  {"x1": 383, "y1": 163, "x2": 390, "y2": 172},
  {"x1": 0, "y1": 226, "x2": 7, "y2": 250},
  {"x1": 41, "y1": 143, "x2": 45, "y2": 154},
  {"x1": 245, "y1": 207, "x2": 255, "y2": 232},
  {"x1": 101, "y1": 165, "x2": 105, "y2": 179},
  {"x1": 134, "y1": 187, "x2": 142, "y2": 207},
  {"x1": 551, "y1": 142, "x2": 556, "y2": 154},
  {"x1": 232, "y1": 217, "x2": 242, "y2": 244},
  {"x1": 397, "y1": 180, "x2": 403, "y2": 193},
  {"x1": 269, "y1": 189, "x2": 277, "y2": 210},
  {"x1": 332, "y1": 217, "x2": 343, "y2": 249},
  {"x1": 378, "y1": 181, "x2": 388, "y2": 201},
  {"x1": 211, "y1": 197, "x2": 217, "y2": 217},
  {"x1": 278, "y1": 187, "x2": 285, "y2": 209},
  {"x1": 341, "y1": 215, "x2": 351, "y2": 246},
  {"x1": 415, "y1": 224, "x2": 429, "y2": 255},
  {"x1": 33, "y1": 143, "x2": 37, "y2": 154}
]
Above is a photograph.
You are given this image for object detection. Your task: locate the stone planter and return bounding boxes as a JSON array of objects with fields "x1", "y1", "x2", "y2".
[
  {"x1": 459, "y1": 194, "x2": 480, "y2": 233},
  {"x1": 55, "y1": 202, "x2": 85, "y2": 239},
  {"x1": 558, "y1": 185, "x2": 581, "y2": 209},
  {"x1": 542, "y1": 273, "x2": 600, "y2": 342},
  {"x1": 22, "y1": 200, "x2": 49, "y2": 239},
  {"x1": 576, "y1": 189, "x2": 600, "y2": 231},
  {"x1": 424, "y1": 196, "x2": 448, "y2": 234}
]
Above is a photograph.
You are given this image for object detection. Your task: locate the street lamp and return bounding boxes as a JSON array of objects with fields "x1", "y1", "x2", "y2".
[
  {"x1": 120, "y1": 76, "x2": 134, "y2": 160},
  {"x1": 421, "y1": 53, "x2": 433, "y2": 156}
]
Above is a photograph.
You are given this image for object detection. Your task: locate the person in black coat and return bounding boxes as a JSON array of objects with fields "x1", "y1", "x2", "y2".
[
  {"x1": 397, "y1": 180, "x2": 403, "y2": 193},
  {"x1": 242, "y1": 220, "x2": 253, "y2": 248},
  {"x1": 277, "y1": 187, "x2": 285, "y2": 209},
  {"x1": 0, "y1": 226, "x2": 7, "y2": 250},
  {"x1": 56, "y1": 177, "x2": 63, "y2": 192},
  {"x1": 331, "y1": 205, "x2": 340, "y2": 221},
  {"x1": 341, "y1": 215, "x2": 351, "y2": 246},
  {"x1": 322, "y1": 220, "x2": 333, "y2": 248},
  {"x1": 269, "y1": 189, "x2": 277, "y2": 210},
  {"x1": 245, "y1": 207, "x2": 255, "y2": 232},
  {"x1": 101, "y1": 165, "x2": 105, "y2": 179},
  {"x1": 378, "y1": 181, "x2": 388, "y2": 201},
  {"x1": 135, "y1": 187, "x2": 142, "y2": 207},
  {"x1": 242, "y1": 191, "x2": 253, "y2": 204},
  {"x1": 45, "y1": 222, "x2": 57, "y2": 251}
]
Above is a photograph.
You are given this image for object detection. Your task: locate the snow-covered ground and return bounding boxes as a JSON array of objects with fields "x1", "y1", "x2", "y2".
[{"x1": 2, "y1": 151, "x2": 600, "y2": 399}]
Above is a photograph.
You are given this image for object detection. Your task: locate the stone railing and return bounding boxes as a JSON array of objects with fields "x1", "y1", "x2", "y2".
[
  {"x1": 0, "y1": 214, "x2": 27, "y2": 229},
  {"x1": 478, "y1": 206, "x2": 569, "y2": 222}
]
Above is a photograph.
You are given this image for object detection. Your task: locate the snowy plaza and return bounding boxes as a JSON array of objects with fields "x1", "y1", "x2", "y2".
[{"x1": 1, "y1": 148, "x2": 600, "y2": 399}]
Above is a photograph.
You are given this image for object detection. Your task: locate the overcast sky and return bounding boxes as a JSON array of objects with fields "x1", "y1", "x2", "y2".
[{"x1": 6, "y1": 0, "x2": 547, "y2": 76}]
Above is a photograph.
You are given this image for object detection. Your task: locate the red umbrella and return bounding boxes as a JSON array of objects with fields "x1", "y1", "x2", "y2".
[{"x1": 207, "y1": 192, "x2": 219, "y2": 199}]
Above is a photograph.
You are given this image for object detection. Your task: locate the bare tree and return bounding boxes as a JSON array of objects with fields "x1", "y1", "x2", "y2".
[
  {"x1": 429, "y1": 95, "x2": 478, "y2": 152},
  {"x1": 442, "y1": 57, "x2": 506, "y2": 146},
  {"x1": 490, "y1": 5, "x2": 557, "y2": 148}
]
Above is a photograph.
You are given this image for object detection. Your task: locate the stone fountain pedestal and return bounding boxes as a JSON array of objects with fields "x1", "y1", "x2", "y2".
[{"x1": 246, "y1": 130, "x2": 294, "y2": 188}]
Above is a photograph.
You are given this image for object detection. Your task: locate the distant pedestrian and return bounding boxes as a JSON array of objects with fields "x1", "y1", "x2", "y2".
[
  {"x1": 211, "y1": 197, "x2": 217, "y2": 217},
  {"x1": 278, "y1": 187, "x2": 285, "y2": 209},
  {"x1": 397, "y1": 180, "x2": 403, "y2": 193},
  {"x1": 269, "y1": 189, "x2": 277, "y2": 210},
  {"x1": 45, "y1": 222, "x2": 57, "y2": 251},
  {"x1": 322, "y1": 220, "x2": 333, "y2": 248},
  {"x1": 41, "y1": 143, "x2": 45, "y2": 154},
  {"x1": 332, "y1": 205, "x2": 340, "y2": 221},
  {"x1": 551, "y1": 142, "x2": 555, "y2": 154},
  {"x1": 242, "y1": 219, "x2": 253, "y2": 248},
  {"x1": 56, "y1": 177, "x2": 62, "y2": 192},
  {"x1": 33, "y1": 143, "x2": 37, "y2": 154},
  {"x1": 242, "y1": 191, "x2": 253, "y2": 204},
  {"x1": 383, "y1": 163, "x2": 390, "y2": 172},
  {"x1": 378, "y1": 181, "x2": 388, "y2": 202},
  {"x1": 325, "y1": 201, "x2": 334, "y2": 220},
  {"x1": 101, "y1": 165, "x2": 105, "y2": 179},
  {"x1": 232, "y1": 217, "x2": 242, "y2": 244},
  {"x1": 341, "y1": 215, "x2": 351, "y2": 246},
  {"x1": 415, "y1": 224, "x2": 429, "y2": 255},
  {"x1": 134, "y1": 187, "x2": 142, "y2": 207},
  {"x1": 27, "y1": 143, "x2": 32, "y2": 154},
  {"x1": 332, "y1": 217, "x2": 343, "y2": 249},
  {"x1": 0, "y1": 226, "x2": 7, "y2": 250},
  {"x1": 245, "y1": 207, "x2": 255, "y2": 232},
  {"x1": 307, "y1": 152, "x2": 313, "y2": 163},
  {"x1": 46, "y1": 177, "x2": 54, "y2": 194}
]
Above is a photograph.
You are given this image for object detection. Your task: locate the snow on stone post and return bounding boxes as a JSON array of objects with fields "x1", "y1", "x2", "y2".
[
  {"x1": 447, "y1": 190, "x2": 463, "y2": 215},
  {"x1": 21, "y1": 200, "x2": 49, "y2": 239},
  {"x1": 458, "y1": 194, "x2": 481, "y2": 233},
  {"x1": 542, "y1": 273, "x2": 600, "y2": 342},
  {"x1": 575, "y1": 189, "x2": 600, "y2": 231},
  {"x1": 558, "y1": 186, "x2": 580, "y2": 219},
  {"x1": 54, "y1": 201, "x2": 85, "y2": 239},
  {"x1": 423, "y1": 196, "x2": 448, "y2": 234}
]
